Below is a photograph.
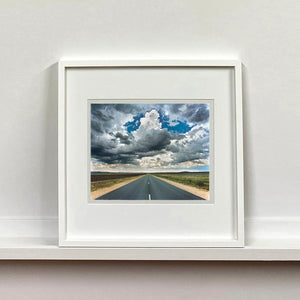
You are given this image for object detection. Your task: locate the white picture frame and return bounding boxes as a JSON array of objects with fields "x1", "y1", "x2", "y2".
[{"x1": 58, "y1": 60, "x2": 244, "y2": 248}]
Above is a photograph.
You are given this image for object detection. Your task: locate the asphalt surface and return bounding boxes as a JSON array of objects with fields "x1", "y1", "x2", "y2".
[{"x1": 96, "y1": 174, "x2": 205, "y2": 200}]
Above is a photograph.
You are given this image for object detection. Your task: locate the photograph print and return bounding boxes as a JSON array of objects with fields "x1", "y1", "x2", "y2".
[{"x1": 90, "y1": 102, "x2": 210, "y2": 201}]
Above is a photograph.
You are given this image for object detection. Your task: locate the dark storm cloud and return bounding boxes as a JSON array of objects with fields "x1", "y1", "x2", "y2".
[
  {"x1": 114, "y1": 132, "x2": 132, "y2": 145},
  {"x1": 183, "y1": 104, "x2": 209, "y2": 124},
  {"x1": 113, "y1": 104, "x2": 141, "y2": 114},
  {"x1": 90, "y1": 103, "x2": 210, "y2": 170},
  {"x1": 90, "y1": 106, "x2": 114, "y2": 140},
  {"x1": 171, "y1": 148, "x2": 209, "y2": 164},
  {"x1": 168, "y1": 104, "x2": 184, "y2": 114},
  {"x1": 91, "y1": 104, "x2": 145, "y2": 142},
  {"x1": 91, "y1": 144, "x2": 139, "y2": 165},
  {"x1": 91, "y1": 104, "x2": 172, "y2": 165},
  {"x1": 167, "y1": 138, "x2": 209, "y2": 164},
  {"x1": 92, "y1": 128, "x2": 171, "y2": 165},
  {"x1": 134, "y1": 128, "x2": 171, "y2": 152},
  {"x1": 92, "y1": 109, "x2": 114, "y2": 122}
]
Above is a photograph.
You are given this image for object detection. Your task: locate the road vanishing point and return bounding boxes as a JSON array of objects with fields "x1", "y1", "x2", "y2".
[{"x1": 96, "y1": 174, "x2": 205, "y2": 200}]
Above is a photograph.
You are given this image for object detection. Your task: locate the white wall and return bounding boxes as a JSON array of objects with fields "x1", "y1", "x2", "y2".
[
  {"x1": 1, "y1": 0, "x2": 299, "y2": 221},
  {"x1": 0, "y1": 0, "x2": 300, "y2": 298}
]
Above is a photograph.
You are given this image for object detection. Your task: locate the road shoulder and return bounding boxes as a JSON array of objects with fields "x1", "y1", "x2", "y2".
[
  {"x1": 152, "y1": 175, "x2": 209, "y2": 200},
  {"x1": 91, "y1": 175, "x2": 146, "y2": 200}
]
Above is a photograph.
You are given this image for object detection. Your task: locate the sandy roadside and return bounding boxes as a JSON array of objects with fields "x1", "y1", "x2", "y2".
[
  {"x1": 91, "y1": 175, "x2": 146, "y2": 200},
  {"x1": 152, "y1": 175, "x2": 209, "y2": 200}
]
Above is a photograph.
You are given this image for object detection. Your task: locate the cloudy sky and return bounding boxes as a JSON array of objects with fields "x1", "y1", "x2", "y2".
[{"x1": 91, "y1": 103, "x2": 210, "y2": 173}]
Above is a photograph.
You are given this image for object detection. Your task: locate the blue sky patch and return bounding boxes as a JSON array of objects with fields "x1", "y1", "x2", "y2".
[
  {"x1": 91, "y1": 103, "x2": 210, "y2": 173},
  {"x1": 124, "y1": 109, "x2": 194, "y2": 135},
  {"x1": 124, "y1": 112, "x2": 144, "y2": 134},
  {"x1": 163, "y1": 119, "x2": 194, "y2": 134}
]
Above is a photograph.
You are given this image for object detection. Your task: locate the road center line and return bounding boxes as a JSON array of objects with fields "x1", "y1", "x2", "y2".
[{"x1": 148, "y1": 194, "x2": 151, "y2": 201}]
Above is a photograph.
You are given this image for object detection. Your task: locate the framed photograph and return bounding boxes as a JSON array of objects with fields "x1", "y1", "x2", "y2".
[
  {"x1": 59, "y1": 60, "x2": 244, "y2": 247},
  {"x1": 89, "y1": 100, "x2": 211, "y2": 203}
]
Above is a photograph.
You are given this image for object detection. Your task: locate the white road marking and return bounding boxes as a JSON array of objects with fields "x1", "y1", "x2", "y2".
[
  {"x1": 148, "y1": 181, "x2": 150, "y2": 185},
  {"x1": 148, "y1": 194, "x2": 151, "y2": 200}
]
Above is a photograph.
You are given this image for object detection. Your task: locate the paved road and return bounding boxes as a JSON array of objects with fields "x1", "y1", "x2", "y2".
[{"x1": 96, "y1": 174, "x2": 205, "y2": 200}]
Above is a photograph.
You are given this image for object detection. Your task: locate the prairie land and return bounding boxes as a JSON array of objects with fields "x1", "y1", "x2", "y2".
[
  {"x1": 153, "y1": 172, "x2": 209, "y2": 191},
  {"x1": 91, "y1": 173, "x2": 145, "y2": 192}
]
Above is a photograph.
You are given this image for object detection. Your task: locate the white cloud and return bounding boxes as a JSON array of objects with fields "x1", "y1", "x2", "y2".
[
  {"x1": 91, "y1": 104, "x2": 210, "y2": 172},
  {"x1": 133, "y1": 109, "x2": 161, "y2": 140}
]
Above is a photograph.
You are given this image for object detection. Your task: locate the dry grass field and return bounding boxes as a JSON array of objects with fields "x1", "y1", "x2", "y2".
[
  {"x1": 153, "y1": 172, "x2": 209, "y2": 191},
  {"x1": 91, "y1": 173, "x2": 145, "y2": 192}
]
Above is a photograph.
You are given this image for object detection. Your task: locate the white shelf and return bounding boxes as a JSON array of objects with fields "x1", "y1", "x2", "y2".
[
  {"x1": 1, "y1": 238, "x2": 300, "y2": 260},
  {"x1": 0, "y1": 218, "x2": 299, "y2": 260}
]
